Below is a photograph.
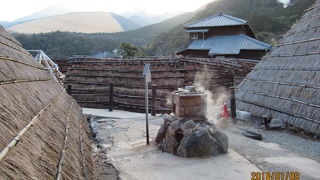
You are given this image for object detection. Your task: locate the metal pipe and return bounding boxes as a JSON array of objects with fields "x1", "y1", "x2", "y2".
[{"x1": 145, "y1": 79, "x2": 150, "y2": 145}]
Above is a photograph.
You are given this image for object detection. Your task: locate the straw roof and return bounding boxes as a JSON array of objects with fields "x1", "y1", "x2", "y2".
[
  {"x1": 236, "y1": 0, "x2": 320, "y2": 136},
  {"x1": 0, "y1": 26, "x2": 94, "y2": 179}
]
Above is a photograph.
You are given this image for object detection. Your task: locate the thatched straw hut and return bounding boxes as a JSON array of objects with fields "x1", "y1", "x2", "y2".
[
  {"x1": 63, "y1": 57, "x2": 258, "y2": 112},
  {"x1": 236, "y1": 0, "x2": 320, "y2": 136},
  {"x1": 0, "y1": 26, "x2": 94, "y2": 179}
]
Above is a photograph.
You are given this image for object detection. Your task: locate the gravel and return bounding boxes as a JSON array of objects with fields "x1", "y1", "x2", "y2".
[{"x1": 223, "y1": 123, "x2": 320, "y2": 180}]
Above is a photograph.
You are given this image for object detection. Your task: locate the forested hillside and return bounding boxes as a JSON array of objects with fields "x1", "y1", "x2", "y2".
[
  {"x1": 12, "y1": 12, "x2": 194, "y2": 58},
  {"x1": 153, "y1": 0, "x2": 316, "y2": 55},
  {"x1": 12, "y1": 0, "x2": 315, "y2": 57}
]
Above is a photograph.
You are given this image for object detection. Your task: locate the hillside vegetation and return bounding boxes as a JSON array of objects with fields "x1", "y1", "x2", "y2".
[
  {"x1": 13, "y1": 12, "x2": 194, "y2": 58},
  {"x1": 153, "y1": 0, "x2": 316, "y2": 55},
  {"x1": 12, "y1": 0, "x2": 315, "y2": 57}
]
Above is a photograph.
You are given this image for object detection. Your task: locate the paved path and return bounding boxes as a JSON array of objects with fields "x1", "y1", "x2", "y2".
[
  {"x1": 84, "y1": 108, "x2": 320, "y2": 180},
  {"x1": 84, "y1": 108, "x2": 260, "y2": 180}
]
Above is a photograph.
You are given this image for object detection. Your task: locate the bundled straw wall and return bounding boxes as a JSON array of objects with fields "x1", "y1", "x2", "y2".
[
  {"x1": 236, "y1": 0, "x2": 320, "y2": 136},
  {"x1": 62, "y1": 57, "x2": 258, "y2": 112},
  {"x1": 0, "y1": 26, "x2": 94, "y2": 179}
]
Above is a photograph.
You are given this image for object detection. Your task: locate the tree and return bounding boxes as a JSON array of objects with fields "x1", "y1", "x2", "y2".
[{"x1": 115, "y1": 43, "x2": 141, "y2": 58}]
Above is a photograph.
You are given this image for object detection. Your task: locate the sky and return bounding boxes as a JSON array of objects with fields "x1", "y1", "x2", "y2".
[
  {"x1": 0, "y1": 0, "x2": 213, "y2": 21},
  {"x1": 0, "y1": 0, "x2": 290, "y2": 22}
]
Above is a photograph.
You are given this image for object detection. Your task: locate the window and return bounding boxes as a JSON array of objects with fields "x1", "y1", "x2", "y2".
[{"x1": 190, "y1": 33, "x2": 198, "y2": 40}]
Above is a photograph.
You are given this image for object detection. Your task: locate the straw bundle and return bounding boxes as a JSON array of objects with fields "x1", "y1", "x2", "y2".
[
  {"x1": 236, "y1": 0, "x2": 320, "y2": 136},
  {"x1": 0, "y1": 26, "x2": 94, "y2": 179}
]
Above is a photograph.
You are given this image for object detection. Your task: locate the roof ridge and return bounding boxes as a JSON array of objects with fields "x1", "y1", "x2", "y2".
[
  {"x1": 184, "y1": 13, "x2": 248, "y2": 28},
  {"x1": 184, "y1": 13, "x2": 222, "y2": 27},
  {"x1": 184, "y1": 12, "x2": 248, "y2": 28},
  {"x1": 221, "y1": 13, "x2": 248, "y2": 24}
]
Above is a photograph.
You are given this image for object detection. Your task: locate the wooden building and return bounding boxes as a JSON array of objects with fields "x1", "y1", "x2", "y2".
[
  {"x1": 236, "y1": 0, "x2": 320, "y2": 136},
  {"x1": 176, "y1": 13, "x2": 271, "y2": 59}
]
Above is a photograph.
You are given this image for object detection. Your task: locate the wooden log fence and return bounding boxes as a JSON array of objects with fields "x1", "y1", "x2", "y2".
[
  {"x1": 230, "y1": 86, "x2": 237, "y2": 123},
  {"x1": 109, "y1": 83, "x2": 113, "y2": 112},
  {"x1": 65, "y1": 84, "x2": 171, "y2": 114},
  {"x1": 60, "y1": 57, "x2": 257, "y2": 114}
]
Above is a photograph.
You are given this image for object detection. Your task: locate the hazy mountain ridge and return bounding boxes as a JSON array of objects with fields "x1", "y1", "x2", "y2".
[
  {"x1": 8, "y1": 12, "x2": 142, "y2": 34},
  {"x1": 12, "y1": 12, "x2": 194, "y2": 57},
  {"x1": 109, "y1": 13, "x2": 141, "y2": 31},
  {"x1": 122, "y1": 11, "x2": 182, "y2": 26},
  {"x1": 0, "y1": 6, "x2": 76, "y2": 28}
]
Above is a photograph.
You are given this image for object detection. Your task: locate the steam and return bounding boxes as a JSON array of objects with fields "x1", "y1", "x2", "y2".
[{"x1": 193, "y1": 65, "x2": 231, "y2": 128}]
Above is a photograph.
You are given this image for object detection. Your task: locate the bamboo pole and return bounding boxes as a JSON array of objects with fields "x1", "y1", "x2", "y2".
[
  {"x1": 0, "y1": 78, "x2": 51, "y2": 86},
  {"x1": 0, "y1": 90, "x2": 65, "y2": 161},
  {"x1": 0, "y1": 32, "x2": 22, "y2": 46},
  {"x1": 243, "y1": 78, "x2": 320, "y2": 90},
  {"x1": 237, "y1": 91, "x2": 320, "y2": 124},
  {"x1": 283, "y1": 24, "x2": 320, "y2": 38},
  {"x1": 56, "y1": 102, "x2": 75, "y2": 180},
  {"x1": 0, "y1": 40, "x2": 32, "y2": 57},
  {"x1": 0, "y1": 56, "x2": 46, "y2": 70},
  {"x1": 274, "y1": 37, "x2": 320, "y2": 47},
  {"x1": 268, "y1": 51, "x2": 320, "y2": 58}
]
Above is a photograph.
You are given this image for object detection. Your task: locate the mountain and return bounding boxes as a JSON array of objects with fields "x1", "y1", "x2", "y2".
[
  {"x1": 0, "y1": 5, "x2": 76, "y2": 28},
  {"x1": 0, "y1": 21, "x2": 10, "y2": 27},
  {"x1": 8, "y1": 12, "x2": 140, "y2": 34},
  {"x1": 12, "y1": 0, "x2": 313, "y2": 58},
  {"x1": 116, "y1": 12, "x2": 195, "y2": 43},
  {"x1": 14, "y1": 6, "x2": 76, "y2": 24},
  {"x1": 109, "y1": 13, "x2": 141, "y2": 31},
  {"x1": 122, "y1": 11, "x2": 181, "y2": 26},
  {"x1": 12, "y1": 12, "x2": 194, "y2": 58},
  {"x1": 152, "y1": 0, "x2": 316, "y2": 56}
]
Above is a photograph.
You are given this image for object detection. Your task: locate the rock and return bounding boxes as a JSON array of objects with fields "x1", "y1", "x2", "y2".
[
  {"x1": 269, "y1": 119, "x2": 287, "y2": 129},
  {"x1": 181, "y1": 120, "x2": 196, "y2": 136},
  {"x1": 192, "y1": 124, "x2": 202, "y2": 132},
  {"x1": 162, "y1": 114, "x2": 175, "y2": 124},
  {"x1": 208, "y1": 127, "x2": 216, "y2": 136},
  {"x1": 181, "y1": 120, "x2": 196, "y2": 130},
  {"x1": 155, "y1": 122, "x2": 166, "y2": 144},
  {"x1": 182, "y1": 128, "x2": 193, "y2": 136},
  {"x1": 162, "y1": 120, "x2": 180, "y2": 154},
  {"x1": 177, "y1": 129, "x2": 218, "y2": 157},
  {"x1": 156, "y1": 115, "x2": 177, "y2": 144},
  {"x1": 215, "y1": 130, "x2": 229, "y2": 153}
]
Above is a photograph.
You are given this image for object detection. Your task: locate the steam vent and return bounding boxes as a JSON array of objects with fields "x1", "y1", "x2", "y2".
[{"x1": 155, "y1": 86, "x2": 228, "y2": 157}]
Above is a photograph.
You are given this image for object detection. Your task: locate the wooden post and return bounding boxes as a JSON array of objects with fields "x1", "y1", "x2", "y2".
[
  {"x1": 230, "y1": 86, "x2": 236, "y2": 123},
  {"x1": 67, "y1": 84, "x2": 72, "y2": 95},
  {"x1": 151, "y1": 86, "x2": 156, "y2": 116},
  {"x1": 109, "y1": 83, "x2": 113, "y2": 112}
]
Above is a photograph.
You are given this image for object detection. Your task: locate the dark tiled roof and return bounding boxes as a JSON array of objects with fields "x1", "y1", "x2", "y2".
[
  {"x1": 184, "y1": 34, "x2": 271, "y2": 55},
  {"x1": 184, "y1": 12, "x2": 247, "y2": 28}
]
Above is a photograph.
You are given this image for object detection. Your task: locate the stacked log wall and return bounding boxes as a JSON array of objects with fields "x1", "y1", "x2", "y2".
[{"x1": 63, "y1": 57, "x2": 258, "y2": 113}]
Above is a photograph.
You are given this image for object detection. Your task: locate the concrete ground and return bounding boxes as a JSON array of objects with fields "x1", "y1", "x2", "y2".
[{"x1": 83, "y1": 108, "x2": 320, "y2": 180}]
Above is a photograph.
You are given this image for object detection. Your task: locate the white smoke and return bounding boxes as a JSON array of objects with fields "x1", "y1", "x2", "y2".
[{"x1": 193, "y1": 65, "x2": 231, "y2": 128}]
